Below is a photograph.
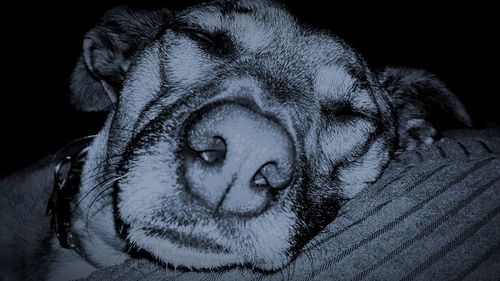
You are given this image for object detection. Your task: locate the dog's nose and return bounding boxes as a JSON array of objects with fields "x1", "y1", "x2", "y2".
[{"x1": 183, "y1": 103, "x2": 295, "y2": 216}]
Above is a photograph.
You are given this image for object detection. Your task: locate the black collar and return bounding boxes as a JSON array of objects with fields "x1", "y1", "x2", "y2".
[{"x1": 46, "y1": 136, "x2": 94, "y2": 256}]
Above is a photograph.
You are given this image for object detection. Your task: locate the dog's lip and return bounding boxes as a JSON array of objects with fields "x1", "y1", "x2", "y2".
[{"x1": 143, "y1": 226, "x2": 230, "y2": 253}]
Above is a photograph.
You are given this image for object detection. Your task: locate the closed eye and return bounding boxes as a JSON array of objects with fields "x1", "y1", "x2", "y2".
[
  {"x1": 182, "y1": 27, "x2": 216, "y2": 44},
  {"x1": 177, "y1": 26, "x2": 234, "y2": 56},
  {"x1": 320, "y1": 102, "x2": 368, "y2": 123}
]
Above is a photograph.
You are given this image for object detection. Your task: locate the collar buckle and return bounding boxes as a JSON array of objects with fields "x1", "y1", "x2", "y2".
[{"x1": 46, "y1": 140, "x2": 91, "y2": 249}]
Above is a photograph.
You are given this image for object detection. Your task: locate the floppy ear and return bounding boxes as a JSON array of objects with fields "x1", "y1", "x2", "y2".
[
  {"x1": 379, "y1": 67, "x2": 472, "y2": 150},
  {"x1": 70, "y1": 7, "x2": 170, "y2": 111}
]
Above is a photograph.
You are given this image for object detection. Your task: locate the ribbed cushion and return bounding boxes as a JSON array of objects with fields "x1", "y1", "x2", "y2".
[{"x1": 81, "y1": 128, "x2": 500, "y2": 281}]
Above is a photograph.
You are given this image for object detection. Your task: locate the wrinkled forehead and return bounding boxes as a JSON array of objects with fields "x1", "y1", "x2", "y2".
[
  {"x1": 171, "y1": 0, "x2": 375, "y2": 104},
  {"x1": 178, "y1": 0, "x2": 296, "y2": 35},
  {"x1": 176, "y1": 0, "x2": 352, "y2": 60}
]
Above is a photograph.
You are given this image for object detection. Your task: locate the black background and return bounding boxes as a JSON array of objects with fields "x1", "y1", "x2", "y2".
[{"x1": 1, "y1": 1, "x2": 498, "y2": 174}]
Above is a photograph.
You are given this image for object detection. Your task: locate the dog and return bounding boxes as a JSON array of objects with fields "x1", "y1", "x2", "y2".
[{"x1": 0, "y1": 0, "x2": 472, "y2": 280}]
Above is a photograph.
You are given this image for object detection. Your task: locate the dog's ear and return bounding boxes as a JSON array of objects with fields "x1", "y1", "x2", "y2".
[
  {"x1": 379, "y1": 67, "x2": 472, "y2": 150},
  {"x1": 70, "y1": 7, "x2": 170, "y2": 111}
]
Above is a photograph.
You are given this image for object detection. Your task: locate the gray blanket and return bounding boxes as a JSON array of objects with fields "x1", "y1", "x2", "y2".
[{"x1": 76, "y1": 128, "x2": 500, "y2": 280}]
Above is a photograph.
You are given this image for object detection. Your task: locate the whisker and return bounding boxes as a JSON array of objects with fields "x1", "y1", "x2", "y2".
[
  {"x1": 74, "y1": 172, "x2": 122, "y2": 211},
  {"x1": 80, "y1": 153, "x2": 124, "y2": 181},
  {"x1": 84, "y1": 175, "x2": 127, "y2": 233}
]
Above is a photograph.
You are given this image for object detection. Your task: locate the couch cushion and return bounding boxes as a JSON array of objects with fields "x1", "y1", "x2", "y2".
[{"x1": 80, "y1": 128, "x2": 500, "y2": 281}]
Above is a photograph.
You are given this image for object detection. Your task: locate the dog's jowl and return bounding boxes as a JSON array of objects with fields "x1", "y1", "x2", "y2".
[{"x1": 0, "y1": 1, "x2": 472, "y2": 280}]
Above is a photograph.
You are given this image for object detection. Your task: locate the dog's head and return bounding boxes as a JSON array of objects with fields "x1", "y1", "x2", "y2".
[{"x1": 71, "y1": 0, "x2": 471, "y2": 271}]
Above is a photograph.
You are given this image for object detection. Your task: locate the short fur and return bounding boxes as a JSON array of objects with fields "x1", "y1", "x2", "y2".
[{"x1": 0, "y1": 1, "x2": 471, "y2": 280}]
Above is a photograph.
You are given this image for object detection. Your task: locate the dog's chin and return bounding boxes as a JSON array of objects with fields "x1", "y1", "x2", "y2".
[{"x1": 126, "y1": 226, "x2": 289, "y2": 271}]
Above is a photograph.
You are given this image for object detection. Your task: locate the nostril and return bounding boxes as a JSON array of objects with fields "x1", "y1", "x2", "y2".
[
  {"x1": 252, "y1": 162, "x2": 292, "y2": 190},
  {"x1": 190, "y1": 136, "x2": 227, "y2": 165},
  {"x1": 199, "y1": 150, "x2": 224, "y2": 164},
  {"x1": 252, "y1": 171, "x2": 269, "y2": 187}
]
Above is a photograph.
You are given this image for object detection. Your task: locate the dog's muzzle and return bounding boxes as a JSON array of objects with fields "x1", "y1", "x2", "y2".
[{"x1": 182, "y1": 103, "x2": 295, "y2": 217}]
